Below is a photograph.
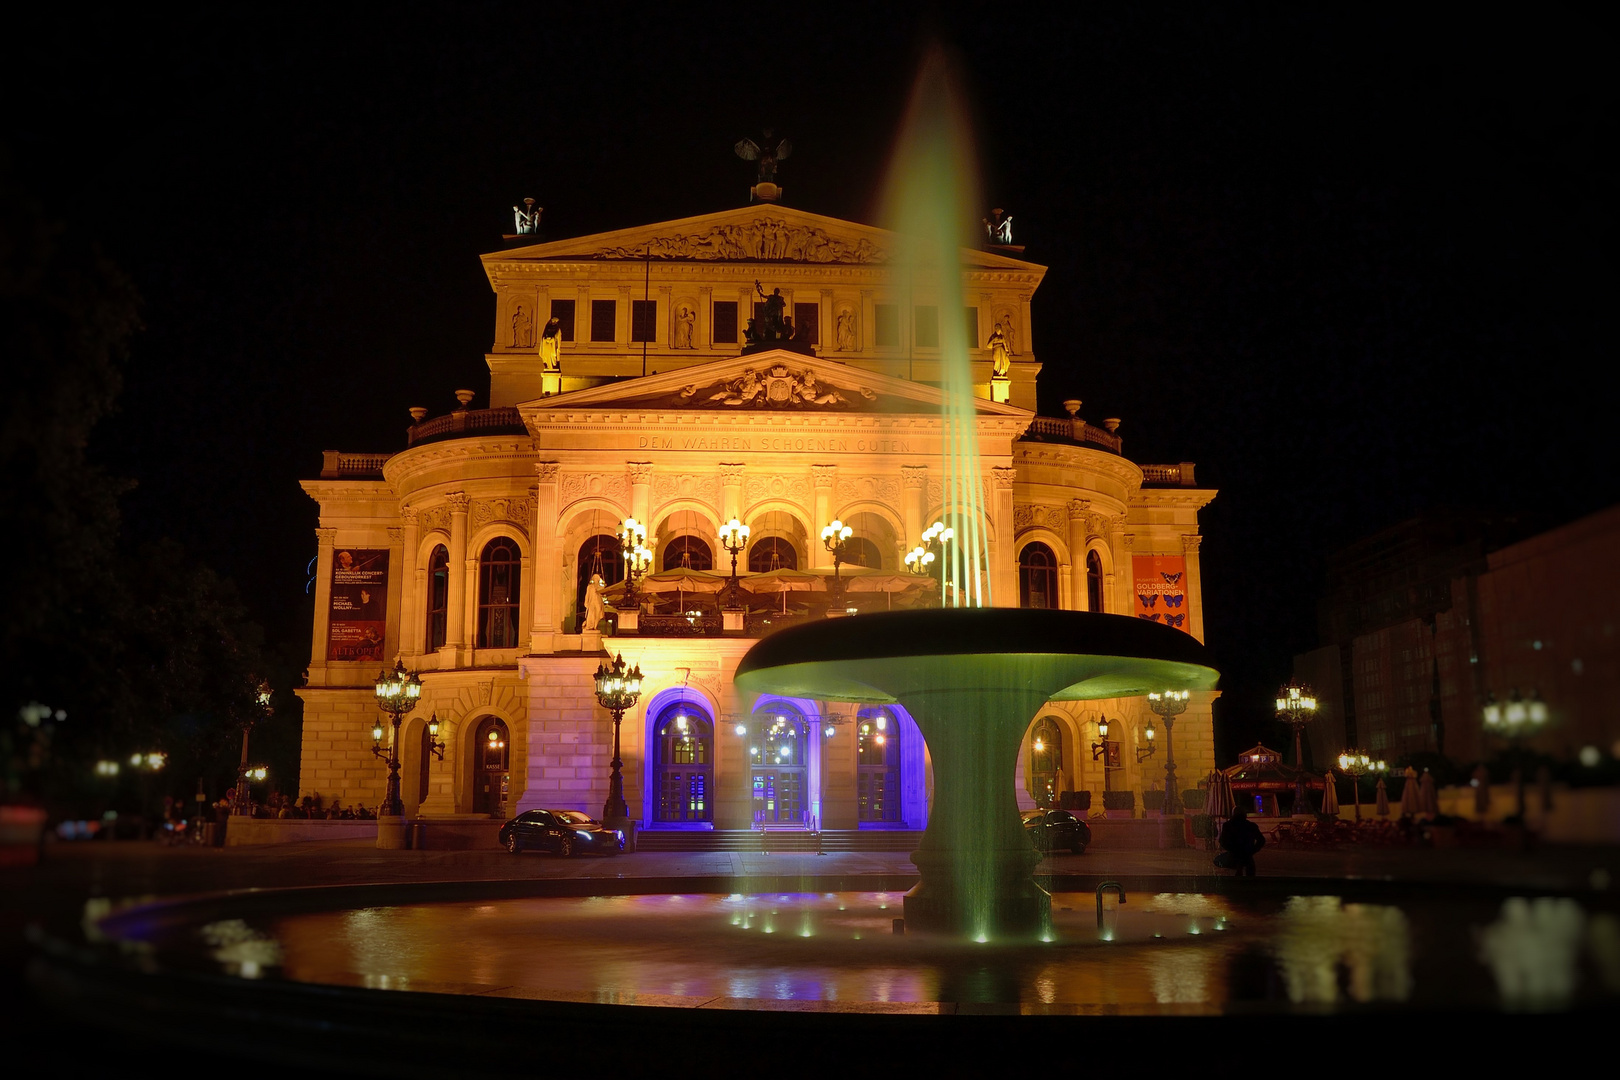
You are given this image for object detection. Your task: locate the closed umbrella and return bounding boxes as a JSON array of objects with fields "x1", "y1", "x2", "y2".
[
  {"x1": 1206, "y1": 770, "x2": 1235, "y2": 819},
  {"x1": 1374, "y1": 775, "x2": 1389, "y2": 817},
  {"x1": 1399, "y1": 766, "x2": 1422, "y2": 817},
  {"x1": 1419, "y1": 770, "x2": 1438, "y2": 817},
  {"x1": 1321, "y1": 771, "x2": 1340, "y2": 816}
]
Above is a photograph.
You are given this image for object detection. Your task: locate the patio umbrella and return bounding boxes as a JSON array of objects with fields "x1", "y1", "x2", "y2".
[
  {"x1": 1206, "y1": 770, "x2": 1235, "y2": 819},
  {"x1": 1419, "y1": 770, "x2": 1438, "y2": 817},
  {"x1": 1374, "y1": 775, "x2": 1389, "y2": 817},
  {"x1": 1321, "y1": 771, "x2": 1340, "y2": 816},
  {"x1": 1399, "y1": 766, "x2": 1422, "y2": 817},
  {"x1": 641, "y1": 568, "x2": 728, "y2": 604},
  {"x1": 747, "y1": 568, "x2": 825, "y2": 613},
  {"x1": 843, "y1": 570, "x2": 936, "y2": 609}
]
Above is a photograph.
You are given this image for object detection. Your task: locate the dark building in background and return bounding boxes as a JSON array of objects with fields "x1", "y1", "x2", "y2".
[{"x1": 1294, "y1": 506, "x2": 1619, "y2": 769}]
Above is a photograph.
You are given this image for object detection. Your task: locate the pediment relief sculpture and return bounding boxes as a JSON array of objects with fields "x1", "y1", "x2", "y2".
[
  {"x1": 590, "y1": 218, "x2": 885, "y2": 264},
  {"x1": 675, "y1": 363, "x2": 876, "y2": 409}
]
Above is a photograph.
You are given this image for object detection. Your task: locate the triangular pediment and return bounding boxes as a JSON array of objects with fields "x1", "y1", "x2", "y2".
[
  {"x1": 517, "y1": 351, "x2": 1032, "y2": 419},
  {"x1": 483, "y1": 204, "x2": 1043, "y2": 273}
]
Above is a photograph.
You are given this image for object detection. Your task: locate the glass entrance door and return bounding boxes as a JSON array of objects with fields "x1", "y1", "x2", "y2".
[{"x1": 752, "y1": 769, "x2": 804, "y2": 824}]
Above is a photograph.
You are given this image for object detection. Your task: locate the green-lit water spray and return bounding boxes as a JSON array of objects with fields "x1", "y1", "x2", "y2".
[{"x1": 881, "y1": 45, "x2": 990, "y2": 608}]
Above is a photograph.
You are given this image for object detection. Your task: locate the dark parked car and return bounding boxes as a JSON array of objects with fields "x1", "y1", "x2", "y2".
[
  {"x1": 1022, "y1": 808, "x2": 1091, "y2": 854},
  {"x1": 498, "y1": 809, "x2": 624, "y2": 856}
]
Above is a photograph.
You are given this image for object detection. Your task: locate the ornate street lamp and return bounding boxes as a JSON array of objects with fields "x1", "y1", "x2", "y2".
[
  {"x1": 1090, "y1": 716, "x2": 1114, "y2": 791},
  {"x1": 232, "y1": 680, "x2": 273, "y2": 815},
  {"x1": 1336, "y1": 749, "x2": 1386, "y2": 822},
  {"x1": 1275, "y1": 680, "x2": 1318, "y2": 816},
  {"x1": 593, "y1": 652, "x2": 643, "y2": 831},
  {"x1": 424, "y1": 712, "x2": 446, "y2": 761},
  {"x1": 912, "y1": 521, "x2": 955, "y2": 605},
  {"x1": 719, "y1": 517, "x2": 750, "y2": 610},
  {"x1": 821, "y1": 518, "x2": 852, "y2": 602},
  {"x1": 1147, "y1": 689, "x2": 1190, "y2": 813},
  {"x1": 371, "y1": 659, "x2": 423, "y2": 817},
  {"x1": 1134, "y1": 719, "x2": 1157, "y2": 762},
  {"x1": 1482, "y1": 688, "x2": 1550, "y2": 818},
  {"x1": 617, "y1": 517, "x2": 654, "y2": 607}
]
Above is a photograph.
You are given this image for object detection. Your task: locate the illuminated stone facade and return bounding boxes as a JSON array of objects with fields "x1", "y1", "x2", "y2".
[{"x1": 297, "y1": 204, "x2": 1218, "y2": 831}]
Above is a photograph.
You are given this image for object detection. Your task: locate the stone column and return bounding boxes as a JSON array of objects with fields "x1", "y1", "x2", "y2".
[
  {"x1": 532, "y1": 463, "x2": 561, "y2": 651},
  {"x1": 385, "y1": 526, "x2": 405, "y2": 660},
  {"x1": 445, "y1": 492, "x2": 470, "y2": 662},
  {"x1": 989, "y1": 467, "x2": 1017, "y2": 608},
  {"x1": 627, "y1": 462, "x2": 653, "y2": 527},
  {"x1": 308, "y1": 527, "x2": 337, "y2": 676},
  {"x1": 1110, "y1": 518, "x2": 1130, "y2": 617},
  {"x1": 718, "y1": 463, "x2": 745, "y2": 523},
  {"x1": 811, "y1": 465, "x2": 836, "y2": 567},
  {"x1": 1067, "y1": 499, "x2": 1090, "y2": 612},
  {"x1": 901, "y1": 465, "x2": 927, "y2": 547},
  {"x1": 401, "y1": 509, "x2": 423, "y2": 658},
  {"x1": 1182, "y1": 534, "x2": 1206, "y2": 643}
]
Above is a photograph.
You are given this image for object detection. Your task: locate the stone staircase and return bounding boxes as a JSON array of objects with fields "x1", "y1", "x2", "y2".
[{"x1": 634, "y1": 829, "x2": 921, "y2": 854}]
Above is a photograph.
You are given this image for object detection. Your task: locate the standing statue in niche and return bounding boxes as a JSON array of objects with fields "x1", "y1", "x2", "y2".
[
  {"x1": 510, "y1": 304, "x2": 532, "y2": 348},
  {"x1": 674, "y1": 304, "x2": 696, "y2": 349},
  {"x1": 539, "y1": 316, "x2": 563, "y2": 372},
  {"x1": 836, "y1": 308, "x2": 857, "y2": 351},
  {"x1": 583, "y1": 574, "x2": 606, "y2": 633},
  {"x1": 987, "y1": 322, "x2": 1012, "y2": 377}
]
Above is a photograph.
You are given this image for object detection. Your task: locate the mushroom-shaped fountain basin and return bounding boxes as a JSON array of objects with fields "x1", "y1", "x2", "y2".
[{"x1": 736, "y1": 608, "x2": 1220, "y2": 939}]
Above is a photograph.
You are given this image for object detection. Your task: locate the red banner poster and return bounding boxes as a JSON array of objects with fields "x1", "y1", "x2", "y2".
[
  {"x1": 1133, "y1": 554, "x2": 1190, "y2": 633},
  {"x1": 327, "y1": 548, "x2": 390, "y2": 662}
]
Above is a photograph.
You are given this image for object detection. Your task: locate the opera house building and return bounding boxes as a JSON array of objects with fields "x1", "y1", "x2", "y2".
[{"x1": 297, "y1": 200, "x2": 1218, "y2": 842}]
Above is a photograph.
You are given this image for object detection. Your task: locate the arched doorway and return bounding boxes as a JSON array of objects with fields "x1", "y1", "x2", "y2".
[
  {"x1": 652, "y1": 701, "x2": 713, "y2": 822},
  {"x1": 471, "y1": 716, "x2": 510, "y2": 817},
  {"x1": 477, "y1": 538, "x2": 522, "y2": 648},
  {"x1": 662, "y1": 535, "x2": 714, "y2": 571},
  {"x1": 1029, "y1": 716, "x2": 1063, "y2": 807},
  {"x1": 747, "y1": 705, "x2": 808, "y2": 825},
  {"x1": 1086, "y1": 550, "x2": 1105, "y2": 613},
  {"x1": 856, "y1": 707, "x2": 902, "y2": 824},
  {"x1": 748, "y1": 536, "x2": 798, "y2": 572},
  {"x1": 1019, "y1": 542, "x2": 1059, "y2": 609}
]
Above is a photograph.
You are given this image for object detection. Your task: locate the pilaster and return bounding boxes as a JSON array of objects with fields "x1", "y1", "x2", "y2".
[
  {"x1": 628, "y1": 462, "x2": 653, "y2": 526},
  {"x1": 309, "y1": 527, "x2": 338, "y2": 676},
  {"x1": 990, "y1": 467, "x2": 1018, "y2": 607},
  {"x1": 719, "y1": 463, "x2": 745, "y2": 522},
  {"x1": 401, "y1": 508, "x2": 423, "y2": 658},
  {"x1": 532, "y1": 463, "x2": 561, "y2": 651},
  {"x1": 811, "y1": 465, "x2": 836, "y2": 567},
  {"x1": 385, "y1": 526, "x2": 405, "y2": 661},
  {"x1": 444, "y1": 492, "x2": 470, "y2": 664},
  {"x1": 901, "y1": 466, "x2": 927, "y2": 547},
  {"x1": 1182, "y1": 534, "x2": 1206, "y2": 643},
  {"x1": 1067, "y1": 499, "x2": 1090, "y2": 612}
]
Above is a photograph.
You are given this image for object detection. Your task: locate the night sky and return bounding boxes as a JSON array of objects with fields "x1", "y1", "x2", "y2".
[{"x1": 5, "y1": 6, "x2": 1613, "y2": 760}]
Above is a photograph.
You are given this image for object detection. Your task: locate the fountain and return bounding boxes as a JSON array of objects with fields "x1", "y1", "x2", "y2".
[{"x1": 736, "y1": 608, "x2": 1219, "y2": 937}]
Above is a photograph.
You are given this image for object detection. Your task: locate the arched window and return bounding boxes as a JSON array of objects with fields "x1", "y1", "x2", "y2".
[
  {"x1": 471, "y1": 716, "x2": 510, "y2": 816},
  {"x1": 857, "y1": 707, "x2": 902, "y2": 823},
  {"x1": 1086, "y1": 550, "x2": 1105, "y2": 613},
  {"x1": 1029, "y1": 716, "x2": 1063, "y2": 807},
  {"x1": 844, "y1": 536, "x2": 883, "y2": 570},
  {"x1": 1019, "y1": 542, "x2": 1059, "y2": 609},
  {"x1": 575, "y1": 534, "x2": 624, "y2": 633},
  {"x1": 746, "y1": 705, "x2": 807, "y2": 824},
  {"x1": 425, "y1": 545, "x2": 450, "y2": 650},
  {"x1": 662, "y1": 535, "x2": 714, "y2": 571},
  {"x1": 653, "y1": 701, "x2": 713, "y2": 822},
  {"x1": 477, "y1": 538, "x2": 521, "y2": 648},
  {"x1": 748, "y1": 537, "x2": 798, "y2": 572}
]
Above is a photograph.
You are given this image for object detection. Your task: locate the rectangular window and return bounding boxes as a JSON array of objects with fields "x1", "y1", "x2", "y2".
[
  {"x1": 631, "y1": 299, "x2": 656, "y2": 343},
  {"x1": 549, "y1": 299, "x2": 576, "y2": 341},
  {"x1": 590, "y1": 299, "x2": 616, "y2": 342},
  {"x1": 713, "y1": 300, "x2": 738, "y2": 343},
  {"x1": 793, "y1": 302, "x2": 819, "y2": 346},
  {"x1": 963, "y1": 306, "x2": 978, "y2": 347},
  {"x1": 914, "y1": 306, "x2": 939, "y2": 348},
  {"x1": 874, "y1": 303, "x2": 899, "y2": 347}
]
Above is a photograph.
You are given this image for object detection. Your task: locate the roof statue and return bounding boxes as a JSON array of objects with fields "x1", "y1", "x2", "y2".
[
  {"x1": 512, "y1": 197, "x2": 541, "y2": 236},
  {"x1": 736, "y1": 129, "x2": 791, "y2": 203},
  {"x1": 743, "y1": 280, "x2": 813, "y2": 355},
  {"x1": 983, "y1": 208, "x2": 1013, "y2": 246}
]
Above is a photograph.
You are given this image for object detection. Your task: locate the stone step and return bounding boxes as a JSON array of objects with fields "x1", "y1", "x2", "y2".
[{"x1": 633, "y1": 829, "x2": 921, "y2": 853}]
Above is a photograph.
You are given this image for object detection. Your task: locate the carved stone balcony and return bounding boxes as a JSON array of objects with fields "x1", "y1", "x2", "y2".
[{"x1": 406, "y1": 407, "x2": 527, "y2": 447}]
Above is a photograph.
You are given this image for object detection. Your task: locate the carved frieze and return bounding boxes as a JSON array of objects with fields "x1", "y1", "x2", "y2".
[
  {"x1": 836, "y1": 475, "x2": 901, "y2": 506},
  {"x1": 926, "y1": 479, "x2": 991, "y2": 511},
  {"x1": 1013, "y1": 503, "x2": 1073, "y2": 533},
  {"x1": 559, "y1": 473, "x2": 630, "y2": 505},
  {"x1": 651, "y1": 473, "x2": 720, "y2": 506},
  {"x1": 472, "y1": 496, "x2": 533, "y2": 528},
  {"x1": 416, "y1": 507, "x2": 450, "y2": 534},
  {"x1": 675, "y1": 362, "x2": 871, "y2": 409},
  {"x1": 744, "y1": 474, "x2": 812, "y2": 506},
  {"x1": 386, "y1": 527, "x2": 404, "y2": 543},
  {"x1": 590, "y1": 219, "x2": 885, "y2": 263}
]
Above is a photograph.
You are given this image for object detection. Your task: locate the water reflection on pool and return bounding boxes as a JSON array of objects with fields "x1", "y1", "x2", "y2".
[{"x1": 154, "y1": 890, "x2": 1620, "y2": 1015}]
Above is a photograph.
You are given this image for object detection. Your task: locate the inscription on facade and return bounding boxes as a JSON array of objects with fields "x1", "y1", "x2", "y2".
[{"x1": 636, "y1": 433, "x2": 912, "y2": 454}]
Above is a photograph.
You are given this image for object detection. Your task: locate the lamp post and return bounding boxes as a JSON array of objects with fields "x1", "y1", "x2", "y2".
[
  {"x1": 1090, "y1": 716, "x2": 1114, "y2": 791},
  {"x1": 371, "y1": 659, "x2": 423, "y2": 817},
  {"x1": 719, "y1": 517, "x2": 750, "y2": 610},
  {"x1": 232, "y1": 680, "x2": 273, "y2": 816},
  {"x1": 821, "y1": 518, "x2": 852, "y2": 602},
  {"x1": 1482, "y1": 688, "x2": 1550, "y2": 818},
  {"x1": 593, "y1": 652, "x2": 643, "y2": 832},
  {"x1": 915, "y1": 521, "x2": 955, "y2": 606},
  {"x1": 618, "y1": 517, "x2": 654, "y2": 606},
  {"x1": 1275, "y1": 680, "x2": 1318, "y2": 816},
  {"x1": 1336, "y1": 749, "x2": 1386, "y2": 823},
  {"x1": 128, "y1": 751, "x2": 165, "y2": 839},
  {"x1": 1148, "y1": 689, "x2": 1190, "y2": 814}
]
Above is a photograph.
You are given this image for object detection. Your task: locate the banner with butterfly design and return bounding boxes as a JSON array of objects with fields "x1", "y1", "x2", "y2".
[{"x1": 1133, "y1": 555, "x2": 1190, "y2": 634}]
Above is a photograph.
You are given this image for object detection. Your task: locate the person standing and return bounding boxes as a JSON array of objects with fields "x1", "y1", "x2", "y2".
[{"x1": 1218, "y1": 806, "x2": 1266, "y2": 876}]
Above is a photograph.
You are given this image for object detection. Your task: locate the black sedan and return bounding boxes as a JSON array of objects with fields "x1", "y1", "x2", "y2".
[
  {"x1": 1021, "y1": 808, "x2": 1091, "y2": 854},
  {"x1": 498, "y1": 809, "x2": 624, "y2": 856}
]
